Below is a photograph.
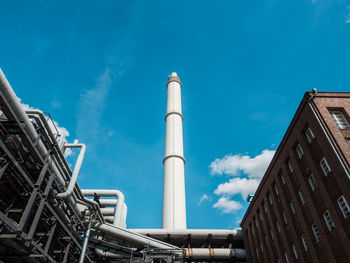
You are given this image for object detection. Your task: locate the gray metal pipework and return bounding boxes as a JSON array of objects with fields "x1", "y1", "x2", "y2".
[
  {"x1": 92, "y1": 222, "x2": 178, "y2": 250},
  {"x1": 56, "y1": 142, "x2": 86, "y2": 199},
  {"x1": 82, "y1": 189, "x2": 125, "y2": 227},
  {"x1": 0, "y1": 69, "x2": 104, "y2": 223}
]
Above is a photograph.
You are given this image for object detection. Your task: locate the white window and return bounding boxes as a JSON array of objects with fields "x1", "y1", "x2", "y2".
[
  {"x1": 296, "y1": 144, "x2": 304, "y2": 159},
  {"x1": 264, "y1": 234, "x2": 268, "y2": 246},
  {"x1": 288, "y1": 160, "x2": 294, "y2": 173},
  {"x1": 259, "y1": 210, "x2": 262, "y2": 221},
  {"x1": 270, "y1": 228, "x2": 275, "y2": 241},
  {"x1": 292, "y1": 243, "x2": 298, "y2": 259},
  {"x1": 305, "y1": 127, "x2": 315, "y2": 143},
  {"x1": 269, "y1": 194, "x2": 273, "y2": 205},
  {"x1": 320, "y1": 157, "x2": 331, "y2": 176},
  {"x1": 284, "y1": 251, "x2": 290, "y2": 263},
  {"x1": 280, "y1": 172, "x2": 286, "y2": 185},
  {"x1": 330, "y1": 111, "x2": 350, "y2": 129},
  {"x1": 311, "y1": 223, "x2": 320, "y2": 243},
  {"x1": 276, "y1": 220, "x2": 281, "y2": 233},
  {"x1": 308, "y1": 174, "x2": 317, "y2": 192},
  {"x1": 264, "y1": 202, "x2": 267, "y2": 213},
  {"x1": 298, "y1": 189, "x2": 306, "y2": 205},
  {"x1": 255, "y1": 218, "x2": 258, "y2": 228},
  {"x1": 323, "y1": 210, "x2": 335, "y2": 231},
  {"x1": 337, "y1": 195, "x2": 350, "y2": 219},
  {"x1": 282, "y1": 211, "x2": 288, "y2": 225},
  {"x1": 290, "y1": 200, "x2": 296, "y2": 215},
  {"x1": 301, "y1": 233, "x2": 308, "y2": 251},
  {"x1": 277, "y1": 257, "x2": 281, "y2": 263},
  {"x1": 260, "y1": 242, "x2": 264, "y2": 253},
  {"x1": 256, "y1": 248, "x2": 259, "y2": 259},
  {"x1": 274, "y1": 184, "x2": 279, "y2": 196}
]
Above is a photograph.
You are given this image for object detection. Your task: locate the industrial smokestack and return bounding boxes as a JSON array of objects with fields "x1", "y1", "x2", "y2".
[{"x1": 162, "y1": 72, "x2": 187, "y2": 229}]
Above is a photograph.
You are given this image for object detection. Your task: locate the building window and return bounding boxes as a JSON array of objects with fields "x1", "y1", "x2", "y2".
[
  {"x1": 263, "y1": 202, "x2": 267, "y2": 213},
  {"x1": 288, "y1": 159, "x2": 294, "y2": 173},
  {"x1": 308, "y1": 174, "x2": 317, "y2": 192},
  {"x1": 330, "y1": 110, "x2": 350, "y2": 129},
  {"x1": 285, "y1": 251, "x2": 290, "y2": 263},
  {"x1": 337, "y1": 195, "x2": 350, "y2": 219},
  {"x1": 255, "y1": 218, "x2": 259, "y2": 228},
  {"x1": 269, "y1": 194, "x2": 273, "y2": 205},
  {"x1": 280, "y1": 172, "x2": 286, "y2": 185},
  {"x1": 258, "y1": 210, "x2": 262, "y2": 221},
  {"x1": 277, "y1": 257, "x2": 280, "y2": 263},
  {"x1": 282, "y1": 210, "x2": 288, "y2": 225},
  {"x1": 292, "y1": 243, "x2": 298, "y2": 259},
  {"x1": 274, "y1": 183, "x2": 279, "y2": 196},
  {"x1": 260, "y1": 242, "x2": 264, "y2": 253},
  {"x1": 290, "y1": 200, "x2": 296, "y2": 215},
  {"x1": 311, "y1": 223, "x2": 321, "y2": 243},
  {"x1": 276, "y1": 220, "x2": 281, "y2": 233},
  {"x1": 305, "y1": 127, "x2": 315, "y2": 143},
  {"x1": 296, "y1": 144, "x2": 304, "y2": 159},
  {"x1": 298, "y1": 189, "x2": 306, "y2": 206},
  {"x1": 256, "y1": 248, "x2": 259, "y2": 259},
  {"x1": 301, "y1": 233, "x2": 308, "y2": 251},
  {"x1": 323, "y1": 210, "x2": 335, "y2": 231},
  {"x1": 265, "y1": 234, "x2": 269, "y2": 246},
  {"x1": 320, "y1": 157, "x2": 331, "y2": 176},
  {"x1": 270, "y1": 228, "x2": 275, "y2": 241},
  {"x1": 346, "y1": 138, "x2": 350, "y2": 147}
]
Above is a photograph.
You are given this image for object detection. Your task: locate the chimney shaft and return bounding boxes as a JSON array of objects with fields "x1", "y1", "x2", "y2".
[{"x1": 162, "y1": 72, "x2": 187, "y2": 229}]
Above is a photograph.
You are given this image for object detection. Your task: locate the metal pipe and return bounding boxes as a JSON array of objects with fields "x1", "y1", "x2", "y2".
[
  {"x1": 129, "y1": 229, "x2": 243, "y2": 239},
  {"x1": 78, "y1": 214, "x2": 93, "y2": 263},
  {"x1": 82, "y1": 189, "x2": 124, "y2": 227},
  {"x1": 92, "y1": 223, "x2": 178, "y2": 250},
  {"x1": 182, "y1": 248, "x2": 246, "y2": 260},
  {"x1": 56, "y1": 143, "x2": 86, "y2": 199}
]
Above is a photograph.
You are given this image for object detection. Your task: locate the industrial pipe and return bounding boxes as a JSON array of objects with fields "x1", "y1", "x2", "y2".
[
  {"x1": 129, "y1": 228, "x2": 243, "y2": 239},
  {"x1": 56, "y1": 142, "x2": 86, "y2": 199},
  {"x1": 82, "y1": 189, "x2": 124, "y2": 227},
  {"x1": 92, "y1": 223, "x2": 178, "y2": 250}
]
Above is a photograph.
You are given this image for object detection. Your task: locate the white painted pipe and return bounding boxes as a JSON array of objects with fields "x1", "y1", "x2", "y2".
[
  {"x1": 129, "y1": 229, "x2": 243, "y2": 239},
  {"x1": 56, "y1": 143, "x2": 86, "y2": 199},
  {"x1": 82, "y1": 189, "x2": 124, "y2": 227},
  {"x1": 182, "y1": 248, "x2": 246, "y2": 260},
  {"x1": 92, "y1": 223, "x2": 178, "y2": 250},
  {"x1": 162, "y1": 72, "x2": 187, "y2": 229}
]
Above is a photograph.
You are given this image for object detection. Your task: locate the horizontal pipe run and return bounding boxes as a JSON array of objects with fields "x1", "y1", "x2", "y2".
[
  {"x1": 182, "y1": 248, "x2": 246, "y2": 260},
  {"x1": 92, "y1": 223, "x2": 178, "y2": 250},
  {"x1": 129, "y1": 228, "x2": 243, "y2": 239},
  {"x1": 82, "y1": 189, "x2": 124, "y2": 227}
]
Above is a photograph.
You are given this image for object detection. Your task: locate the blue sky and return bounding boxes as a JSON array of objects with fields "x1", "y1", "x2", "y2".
[{"x1": 1, "y1": 0, "x2": 350, "y2": 229}]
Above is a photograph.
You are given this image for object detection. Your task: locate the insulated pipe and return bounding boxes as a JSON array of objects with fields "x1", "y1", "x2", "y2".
[
  {"x1": 162, "y1": 72, "x2": 187, "y2": 229},
  {"x1": 95, "y1": 248, "x2": 130, "y2": 259},
  {"x1": 182, "y1": 248, "x2": 246, "y2": 260},
  {"x1": 56, "y1": 143, "x2": 86, "y2": 199},
  {"x1": 129, "y1": 229, "x2": 243, "y2": 239},
  {"x1": 92, "y1": 223, "x2": 178, "y2": 250},
  {"x1": 82, "y1": 189, "x2": 124, "y2": 227},
  {"x1": 0, "y1": 69, "x2": 103, "y2": 223}
]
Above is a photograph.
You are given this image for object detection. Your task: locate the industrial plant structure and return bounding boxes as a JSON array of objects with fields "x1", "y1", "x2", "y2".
[
  {"x1": 0, "y1": 69, "x2": 246, "y2": 262},
  {"x1": 241, "y1": 91, "x2": 350, "y2": 262}
]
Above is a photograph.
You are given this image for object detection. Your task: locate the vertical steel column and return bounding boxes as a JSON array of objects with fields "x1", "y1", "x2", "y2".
[
  {"x1": 78, "y1": 214, "x2": 93, "y2": 263},
  {"x1": 62, "y1": 241, "x2": 72, "y2": 263}
]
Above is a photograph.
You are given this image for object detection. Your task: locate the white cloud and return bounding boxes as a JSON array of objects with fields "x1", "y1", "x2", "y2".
[
  {"x1": 209, "y1": 150, "x2": 275, "y2": 178},
  {"x1": 214, "y1": 177, "x2": 260, "y2": 200},
  {"x1": 18, "y1": 98, "x2": 71, "y2": 152},
  {"x1": 199, "y1": 194, "x2": 212, "y2": 204},
  {"x1": 213, "y1": 197, "x2": 242, "y2": 214}
]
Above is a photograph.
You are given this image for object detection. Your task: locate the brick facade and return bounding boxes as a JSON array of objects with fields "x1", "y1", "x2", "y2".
[{"x1": 241, "y1": 92, "x2": 350, "y2": 263}]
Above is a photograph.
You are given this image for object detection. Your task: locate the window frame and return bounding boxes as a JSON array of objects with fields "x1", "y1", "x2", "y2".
[
  {"x1": 320, "y1": 157, "x2": 331, "y2": 176},
  {"x1": 308, "y1": 174, "x2": 317, "y2": 192},
  {"x1": 337, "y1": 195, "x2": 350, "y2": 219},
  {"x1": 323, "y1": 210, "x2": 335, "y2": 232},
  {"x1": 296, "y1": 144, "x2": 304, "y2": 159},
  {"x1": 305, "y1": 127, "x2": 315, "y2": 143}
]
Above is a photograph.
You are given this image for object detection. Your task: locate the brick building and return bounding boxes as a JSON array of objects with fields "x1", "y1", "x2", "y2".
[{"x1": 241, "y1": 91, "x2": 350, "y2": 263}]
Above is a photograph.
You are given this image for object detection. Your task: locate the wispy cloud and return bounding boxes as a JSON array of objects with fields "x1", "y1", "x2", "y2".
[
  {"x1": 209, "y1": 150, "x2": 275, "y2": 178},
  {"x1": 210, "y1": 149, "x2": 275, "y2": 214},
  {"x1": 213, "y1": 197, "x2": 242, "y2": 214},
  {"x1": 199, "y1": 194, "x2": 212, "y2": 204},
  {"x1": 346, "y1": 6, "x2": 350, "y2": 23}
]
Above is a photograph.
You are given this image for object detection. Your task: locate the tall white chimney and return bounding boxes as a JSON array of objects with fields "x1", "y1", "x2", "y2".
[{"x1": 162, "y1": 72, "x2": 187, "y2": 229}]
